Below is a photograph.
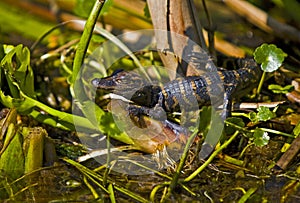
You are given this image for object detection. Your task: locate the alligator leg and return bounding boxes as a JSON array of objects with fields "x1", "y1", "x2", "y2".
[
  {"x1": 127, "y1": 104, "x2": 190, "y2": 139},
  {"x1": 127, "y1": 103, "x2": 167, "y2": 121}
]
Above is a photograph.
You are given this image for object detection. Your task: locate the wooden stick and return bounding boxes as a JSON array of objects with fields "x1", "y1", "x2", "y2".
[
  {"x1": 275, "y1": 137, "x2": 300, "y2": 170},
  {"x1": 224, "y1": 0, "x2": 273, "y2": 33},
  {"x1": 224, "y1": 0, "x2": 300, "y2": 43}
]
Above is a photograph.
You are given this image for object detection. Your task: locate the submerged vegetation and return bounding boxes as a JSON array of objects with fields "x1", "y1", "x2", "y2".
[{"x1": 1, "y1": 0, "x2": 300, "y2": 202}]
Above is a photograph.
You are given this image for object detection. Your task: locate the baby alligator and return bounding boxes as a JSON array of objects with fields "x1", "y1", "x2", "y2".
[{"x1": 92, "y1": 58, "x2": 262, "y2": 121}]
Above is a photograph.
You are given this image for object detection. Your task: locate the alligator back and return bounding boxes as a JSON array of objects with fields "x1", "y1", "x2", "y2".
[{"x1": 159, "y1": 59, "x2": 261, "y2": 112}]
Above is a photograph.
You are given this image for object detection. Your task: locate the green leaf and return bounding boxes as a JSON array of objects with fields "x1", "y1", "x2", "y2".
[
  {"x1": 225, "y1": 117, "x2": 245, "y2": 135},
  {"x1": 268, "y1": 84, "x2": 294, "y2": 94},
  {"x1": 253, "y1": 128, "x2": 270, "y2": 147},
  {"x1": 198, "y1": 106, "x2": 212, "y2": 135},
  {"x1": 248, "y1": 106, "x2": 276, "y2": 123},
  {"x1": 254, "y1": 43, "x2": 287, "y2": 72},
  {"x1": 73, "y1": 0, "x2": 95, "y2": 18},
  {"x1": 74, "y1": 99, "x2": 134, "y2": 144},
  {"x1": 101, "y1": 0, "x2": 114, "y2": 15},
  {"x1": 1, "y1": 45, "x2": 35, "y2": 98},
  {"x1": 23, "y1": 127, "x2": 46, "y2": 173},
  {"x1": 0, "y1": 1, "x2": 57, "y2": 42},
  {"x1": 143, "y1": 3, "x2": 151, "y2": 19},
  {"x1": 249, "y1": 112, "x2": 258, "y2": 123},
  {"x1": 74, "y1": 0, "x2": 113, "y2": 18},
  {"x1": 293, "y1": 121, "x2": 300, "y2": 137},
  {"x1": 0, "y1": 44, "x2": 132, "y2": 144},
  {"x1": 0, "y1": 123, "x2": 25, "y2": 180},
  {"x1": 257, "y1": 106, "x2": 276, "y2": 121}
]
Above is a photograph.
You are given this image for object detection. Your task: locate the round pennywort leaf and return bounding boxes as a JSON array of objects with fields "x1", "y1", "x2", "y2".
[
  {"x1": 254, "y1": 43, "x2": 287, "y2": 72},
  {"x1": 253, "y1": 128, "x2": 270, "y2": 147},
  {"x1": 257, "y1": 106, "x2": 276, "y2": 121},
  {"x1": 268, "y1": 84, "x2": 294, "y2": 94}
]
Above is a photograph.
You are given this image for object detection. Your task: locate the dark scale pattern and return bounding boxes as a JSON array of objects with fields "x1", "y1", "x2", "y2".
[
  {"x1": 181, "y1": 79, "x2": 196, "y2": 105},
  {"x1": 156, "y1": 59, "x2": 260, "y2": 116},
  {"x1": 160, "y1": 75, "x2": 212, "y2": 113},
  {"x1": 93, "y1": 59, "x2": 261, "y2": 119},
  {"x1": 191, "y1": 76, "x2": 211, "y2": 106},
  {"x1": 222, "y1": 70, "x2": 241, "y2": 90},
  {"x1": 221, "y1": 61, "x2": 261, "y2": 98}
]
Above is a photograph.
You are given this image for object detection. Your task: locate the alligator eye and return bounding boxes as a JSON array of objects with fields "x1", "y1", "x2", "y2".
[
  {"x1": 115, "y1": 78, "x2": 122, "y2": 83},
  {"x1": 137, "y1": 92, "x2": 145, "y2": 97}
]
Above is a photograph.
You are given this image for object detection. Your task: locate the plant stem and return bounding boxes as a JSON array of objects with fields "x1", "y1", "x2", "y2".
[
  {"x1": 160, "y1": 129, "x2": 198, "y2": 202},
  {"x1": 238, "y1": 187, "x2": 257, "y2": 203},
  {"x1": 71, "y1": 0, "x2": 106, "y2": 84},
  {"x1": 103, "y1": 134, "x2": 110, "y2": 186},
  {"x1": 184, "y1": 130, "x2": 240, "y2": 182},
  {"x1": 256, "y1": 71, "x2": 266, "y2": 95},
  {"x1": 259, "y1": 127, "x2": 295, "y2": 138}
]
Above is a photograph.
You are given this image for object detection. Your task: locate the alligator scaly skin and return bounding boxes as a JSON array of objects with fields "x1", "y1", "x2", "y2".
[{"x1": 92, "y1": 58, "x2": 261, "y2": 119}]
